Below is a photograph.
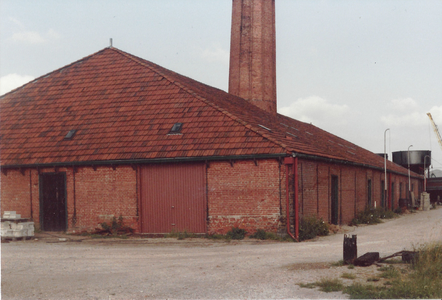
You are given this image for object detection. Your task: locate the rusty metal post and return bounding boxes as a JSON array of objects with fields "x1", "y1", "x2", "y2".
[{"x1": 343, "y1": 234, "x2": 357, "y2": 264}]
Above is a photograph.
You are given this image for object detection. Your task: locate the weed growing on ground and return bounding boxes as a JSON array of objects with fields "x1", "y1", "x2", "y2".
[
  {"x1": 315, "y1": 278, "x2": 344, "y2": 292},
  {"x1": 330, "y1": 260, "x2": 345, "y2": 267},
  {"x1": 341, "y1": 272, "x2": 356, "y2": 280},
  {"x1": 298, "y1": 279, "x2": 344, "y2": 292},
  {"x1": 299, "y1": 215, "x2": 329, "y2": 241},
  {"x1": 205, "y1": 233, "x2": 231, "y2": 241},
  {"x1": 164, "y1": 230, "x2": 198, "y2": 240},
  {"x1": 249, "y1": 229, "x2": 292, "y2": 241},
  {"x1": 379, "y1": 265, "x2": 400, "y2": 279},
  {"x1": 298, "y1": 282, "x2": 316, "y2": 289},
  {"x1": 226, "y1": 227, "x2": 247, "y2": 240},
  {"x1": 366, "y1": 277, "x2": 380, "y2": 282},
  {"x1": 349, "y1": 207, "x2": 398, "y2": 226},
  {"x1": 299, "y1": 243, "x2": 442, "y2": 299},
  {"x1": 92, "y1": 215, "x2": 134, "y2": 237}
]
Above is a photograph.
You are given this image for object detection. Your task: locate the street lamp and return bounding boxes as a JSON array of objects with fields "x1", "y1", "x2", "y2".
[
  {"x1": 408, "y1": 145, "x2": 413, "y2": 199},
  {"x1": 384, "y1": 128, "x2": 390, "y2": 209},
  {"x1": 424, "y1": 155, "x2": 431, "y2": 192}
]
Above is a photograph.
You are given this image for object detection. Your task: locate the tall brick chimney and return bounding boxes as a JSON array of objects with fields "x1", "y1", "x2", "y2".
[{"x1": 228, "y1": 0, "x2": 277, "y2": 113}]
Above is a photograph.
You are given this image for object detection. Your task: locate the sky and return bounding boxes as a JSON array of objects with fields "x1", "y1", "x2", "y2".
[{"x1": 1, "y1": 0, "x2": 442, "y2": 172}]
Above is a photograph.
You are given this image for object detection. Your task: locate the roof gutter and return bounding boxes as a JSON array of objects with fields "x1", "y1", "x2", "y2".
[
  {"x1": 292, "y1": 152, "x2": 423, "y2": 180},
  {"x1": 0, "y1": 153, "x2": 288, "y2": 171}
]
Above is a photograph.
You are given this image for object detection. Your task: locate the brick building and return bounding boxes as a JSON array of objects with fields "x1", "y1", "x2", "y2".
[{"x1": 0, "y1": 0, "x2": 422, "y2": 238}]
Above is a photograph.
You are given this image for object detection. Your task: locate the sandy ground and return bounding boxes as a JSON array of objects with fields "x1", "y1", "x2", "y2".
[{"x1": 2, "y1": 207, "x2": 442, "y2": 299}]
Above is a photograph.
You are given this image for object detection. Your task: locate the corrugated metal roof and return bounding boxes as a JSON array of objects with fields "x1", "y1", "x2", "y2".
[{"x1": 0, "y1": 47, "x2": 414, "y2": 176}]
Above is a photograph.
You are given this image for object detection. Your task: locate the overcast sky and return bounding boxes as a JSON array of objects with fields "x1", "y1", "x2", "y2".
[{"x1": 1, "y1": 0, "x2": 442, "y2": 172}]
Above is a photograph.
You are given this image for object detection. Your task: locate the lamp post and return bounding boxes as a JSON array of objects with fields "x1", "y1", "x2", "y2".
[
  {"x1": 384, "y1": 128, "x2": 390, "y2": 209},
  {"x1": 424, "y1": 155, "x2": 431, "y2": 192},
  {"x1": 408, "y1": 145, "x2": 413, "y2": 199}
]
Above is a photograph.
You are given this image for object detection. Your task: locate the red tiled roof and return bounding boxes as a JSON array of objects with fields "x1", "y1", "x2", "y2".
[{"x1": 0, "y1": 47, "x2": 413, "y2": 175}]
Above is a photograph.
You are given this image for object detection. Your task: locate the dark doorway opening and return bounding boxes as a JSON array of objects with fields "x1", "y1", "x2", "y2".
[
  {"x1": 39, "y1": 173, "x2": 67, "y2": 231},
  {"x1": 331, "y1": 175, "x2": 339, "y2": 225}
]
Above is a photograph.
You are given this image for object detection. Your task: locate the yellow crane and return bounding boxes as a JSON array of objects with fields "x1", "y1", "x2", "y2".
[{"x1": 427, "y1": 113, "x2": 442, "y2": 151}]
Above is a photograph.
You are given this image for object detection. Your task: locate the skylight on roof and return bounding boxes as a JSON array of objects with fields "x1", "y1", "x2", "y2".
[
  {"x1": 64, "y1": 129, "x2": 76, "y2": 140},
  {"x1": 169, "y1": 123, "x2": 183, "y2": 134},
  {"x1": 258, "y1": 124, "x2": 272, "y2": 132}
]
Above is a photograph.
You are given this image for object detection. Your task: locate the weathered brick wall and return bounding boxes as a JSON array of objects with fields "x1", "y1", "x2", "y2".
[
  {"x1": 207, "y1": 159, "x2": 283, "y2": 234},
  {"x1": 297, "y1": 160, "x2": 417, "y2": 225},
  {"x1": 72, "y1": 166, "x2": 138, "y2": 232},
  {"x1": 317, "y1": 164, "x2": 330, "y2": 221},
  {"x1": 1, "y1": 169, "x2": 33, "y2": 219},
  {"x1": 1, "y1": 166, "x2": 138, "y2": 232},
  {"x1": 1, "y1": 160, "x2": 421, "y2": 234}
]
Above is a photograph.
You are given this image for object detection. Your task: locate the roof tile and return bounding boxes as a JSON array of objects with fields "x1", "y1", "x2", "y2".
[{"x1": 0, "y1": 47, "x2": 414, "y2": 176}]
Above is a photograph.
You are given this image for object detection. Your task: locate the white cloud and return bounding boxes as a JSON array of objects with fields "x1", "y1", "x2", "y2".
[
  {"x1": 0, "y1": 74, "x2": 35, "y2": 96},
  {"x1": 381, "y1": 98, "x2": 433, "y2": 127},
  {"x1": 8, "y1": 18, "x2": 61, "y2": 44},
  {"x1": 278, "y1": 95, "x2": 351, "y2": 127},
  {"x1": 12, "y1": 31, "x2": 46, "y2": 44},
  {"x1": 200, "y1": 43, "x2": 229, "y2": 64},
  {"x1": 381, "y1": 112, "x2": 427, "y2": 127},
  {"x1": 387, "y1": 97, "x2": 420, "y2": 111}
]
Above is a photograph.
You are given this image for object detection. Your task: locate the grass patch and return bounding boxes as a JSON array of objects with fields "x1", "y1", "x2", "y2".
[
  {"x1": 226, "y1": 227, "x2": 247, "y2": 240},
  {"x1": 79, "y1": 232, "x2": 129, "y2": 239},
  {"x1": 367, "y1": 277, "x2": 380, "y2": 282},
  {"x1": 249, "y1": 229, "x2": 291, "y2": 241},
  {"x1": 344, "y1": 243, "x2": 442, "y2": 299},
  {"x1": 299, "y1": 215, "x2": 329, "y2": 241},
  {"x1": 299, "y1": 243, "x2": 442, "y2": 298},
  {"x1": 316, "y1": 278, "x2": 344, "y2": 292},
  {"x1": 164, "y1": 230, "x2": 198, "y2": 240},
  {"x1": 379, "y1": 265, "x2": 400, "y2": 279},
  {"x1": 341, "y1": 272, "x2": 356, "y2": 280},
  {"x1": 298, "y1": 282, "x2": 316, "y2": 289},
  {"x1": 349, "y1": 207, "x2": 398, "y2": 226},
  {"x1": 331, "y1": 260, "x2": 345, "y2": 267},
  {"x1": 347, "y1": 264, "x2": 355, "y2": 269},
  {"x1": 205, "y1": 233, "x2": 231, "y2": 241},
  {"x1": 298, "y1": 278, "x2": 344, "y2": 292}
]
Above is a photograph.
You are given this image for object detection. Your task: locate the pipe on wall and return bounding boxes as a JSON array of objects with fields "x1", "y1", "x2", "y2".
[
  {"x1": 29, "y1": 170, "x2": 33, "y2": 220},
  {"x1": 294, "y1": 157, "x2": 299, "y2": 239},
  {"x1": 284, "y1": 157, "x2": 299, "y2": 241}
]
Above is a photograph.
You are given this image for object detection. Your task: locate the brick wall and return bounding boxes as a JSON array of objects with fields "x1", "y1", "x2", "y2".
[
  {"x1": 297, "y1": 160, "x2": 418, "y2": 225},
  {"x1": 207, "y1": 159, "x2": 283, "y2": 234},
  {"x1": 1, "y1": 159, "x2": 421, "y2": 234},
  {"x1": 1, "y1": 166, "x2": 138, "y2": 232},
  {"x1": 1, "y1": 169, "x2": 34, "y2": 219},
  {"x1": 72, "y1": 166, "x2": 138, "y2": 232}
]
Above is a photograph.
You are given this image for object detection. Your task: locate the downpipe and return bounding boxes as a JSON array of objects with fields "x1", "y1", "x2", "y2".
[{"x1": 285, "y1": 157, "x2": 299, "y2": 242}]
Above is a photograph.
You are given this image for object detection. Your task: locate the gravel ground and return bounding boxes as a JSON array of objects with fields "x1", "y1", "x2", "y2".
[{"x1": 2, "y1": 207, "x2": 442, "y2": 299}]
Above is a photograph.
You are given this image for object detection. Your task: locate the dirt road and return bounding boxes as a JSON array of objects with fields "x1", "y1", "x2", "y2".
[{"x1": 2, "y1": 207, "x2": 442, "y2": 299}]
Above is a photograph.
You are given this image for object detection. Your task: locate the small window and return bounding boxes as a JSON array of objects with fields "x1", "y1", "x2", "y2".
[
  {"x1": 64, "y1": 130, "x2": 76, "y2": 140},
  {"x1": 169, "y1": 123, "x2": 183, "y2": 134}
]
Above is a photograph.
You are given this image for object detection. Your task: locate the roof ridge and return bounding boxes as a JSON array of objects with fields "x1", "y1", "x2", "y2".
[{"x1": 111, "y1": 47, "x2": 292, "y2": 154}]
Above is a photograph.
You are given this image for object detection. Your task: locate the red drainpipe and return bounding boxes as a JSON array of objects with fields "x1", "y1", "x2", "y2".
[
  {"x1": 294, "y1": 156, "x2": 299, "y2": 239},
  {"x1": 284, "y1": 157, "x2": 299, "y2": 242}
]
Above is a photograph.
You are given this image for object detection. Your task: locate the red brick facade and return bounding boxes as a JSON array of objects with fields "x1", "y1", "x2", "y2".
[
  {"x1": 207, "y1": 159, "x2": 283, "y2": 234},
  {"x1": 0, "y1": 158, "x2": 421, "y2": 235}
]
